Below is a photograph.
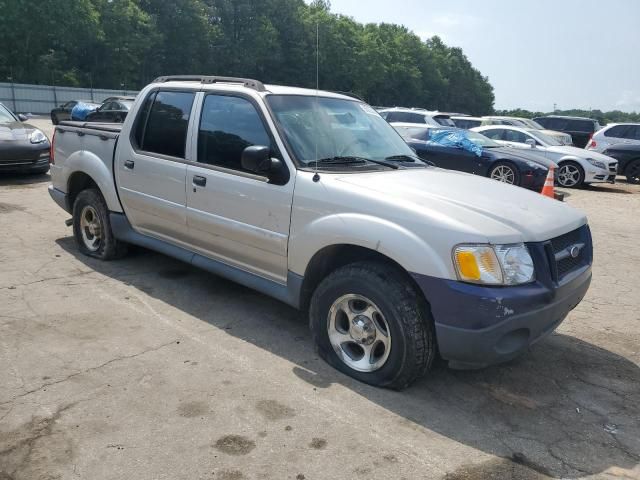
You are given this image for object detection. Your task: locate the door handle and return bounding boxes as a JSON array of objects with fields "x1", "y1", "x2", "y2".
[
  {"x1": 193, "y1": 175, "x2": 207, "y2": 187},
  {"x1": 124, "y1": 160, "x2": 135, "y2": 169}
]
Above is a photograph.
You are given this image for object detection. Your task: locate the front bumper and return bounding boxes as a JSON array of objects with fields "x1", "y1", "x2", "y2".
[
  {"x1": 584, "y1": 164, "x2": 617, "y2": 184},
  {"x1": 520, "y1": 169, "x2": 548, "y2": 191},
  {"x1": 411, "y1": 230, "x2": 592, "y2": 369}
]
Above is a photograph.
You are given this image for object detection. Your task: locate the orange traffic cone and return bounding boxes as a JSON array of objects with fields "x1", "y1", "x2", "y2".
[{"x1": 541, "y1": 166, "x2": 555, "y2": 199}]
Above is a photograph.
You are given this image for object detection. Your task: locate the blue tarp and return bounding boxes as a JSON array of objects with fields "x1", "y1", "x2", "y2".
[
  {"x1": 71, "y1": 102, "x2": 98, "y2": 121},
  {"x1": 426, "y1": 129, "x2": 483, "y2": 157}
]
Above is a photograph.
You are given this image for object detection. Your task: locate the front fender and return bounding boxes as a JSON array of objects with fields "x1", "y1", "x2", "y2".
[
  {"x1": 63, "y1": 150, "x2": 122, "y2": 212},
  {"x1": 288, "y1": 213, "x2": 452, "y2": 279}
]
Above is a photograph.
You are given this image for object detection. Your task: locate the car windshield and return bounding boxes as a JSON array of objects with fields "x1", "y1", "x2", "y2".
[
  {"x1": 266, "y1": 95, "x2": 418, "y2": 166},
  {"x1": 121, "y1": 101, "x2": 134, "y2": 110},
  {"x1": 453, "y1": 129, "x2": 501, "y2": 147},
  {"x1": 521, "y1": 118, "x2": 545, "y2": 129},
  {"x1": 529, "y1": 130, "x2": 562, "y2": 146},
  {"x1": 0, "y1": 104, "x2": 17, "y2": 123}
]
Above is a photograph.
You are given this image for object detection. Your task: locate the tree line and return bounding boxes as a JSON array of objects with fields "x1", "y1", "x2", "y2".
[
  {"x1": 0, "y1": 0, "x2": 495, "y2": 115},
  {"x1": 496, "y1": 108, "x2": 640, "y2": 125}
]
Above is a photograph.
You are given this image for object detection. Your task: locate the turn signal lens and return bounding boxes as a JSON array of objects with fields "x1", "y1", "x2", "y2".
[{"x1": 453, "y1": 245, "x2": 503, "y2": 285}]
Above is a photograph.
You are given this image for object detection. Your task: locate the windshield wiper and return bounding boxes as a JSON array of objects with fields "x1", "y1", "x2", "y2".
[{"x1": 308, "y1": 156, "x2": 398, "y2": 170}]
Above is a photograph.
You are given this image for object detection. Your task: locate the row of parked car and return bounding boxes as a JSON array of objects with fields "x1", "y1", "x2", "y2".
[
  {"x1": 50, "y1": 96, "x2": 135, "y2": 124},
  {"x1": 377, "y1": 107, "x2": 640, "y2": 186}
]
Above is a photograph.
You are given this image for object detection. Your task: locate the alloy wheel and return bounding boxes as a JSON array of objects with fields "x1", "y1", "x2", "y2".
[
  {"x1": 79, "y1": 205, "x2": 102, "y2": 252},
  {"x1": 327, "y1": 294, "x2": 391, "y2": 372},
  {"x1": 491, "y1": 165, "x2": 516, "y2": 184},
  {"x1": 558, "y1": 164, "x2": 581, "y2": 187}
]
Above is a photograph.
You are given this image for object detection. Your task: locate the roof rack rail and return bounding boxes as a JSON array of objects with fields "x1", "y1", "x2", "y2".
[
  {"x1": 152, "y1": 75, "x2": 266, "y2": 92},
  {"x1": 332, "y1": 91, "x2": 365, "y2": 102}
]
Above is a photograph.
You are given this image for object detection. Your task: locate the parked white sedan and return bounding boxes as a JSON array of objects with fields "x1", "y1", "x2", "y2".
[{"x1": 472, "y1": 125, "x2": 618, "y2": 188}]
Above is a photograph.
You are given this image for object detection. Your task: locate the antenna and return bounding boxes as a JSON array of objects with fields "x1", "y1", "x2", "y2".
[{"x1": 313, "y1": 21, "x2": 320, "y2": 182}]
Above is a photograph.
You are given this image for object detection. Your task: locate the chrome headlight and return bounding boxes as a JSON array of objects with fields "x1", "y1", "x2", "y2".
[
  {"x1": 586, "y1": 158, "x2": 606, "y2": 169},
  {"x1": 453, "y1": 243, "x2": 535, "y2": 286},
  {"x1": 29, "y1": 129, "x2": 47, "y2": 144}
]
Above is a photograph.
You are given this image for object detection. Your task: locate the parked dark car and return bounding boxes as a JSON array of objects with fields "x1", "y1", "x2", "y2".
[
  {"x1": 0, "y1": 103, "x2": 50, "y2": 174},
  {"x1": 85, "y1": 98, "x2": 135, "y2": 123},
  {"x1": 393, "y1": 124, "x2": 553, "y2": 191},
  {"x1": 533, "y1": 116, "x2": 601, "y2": 148},
  {"x1": 601, "y1": 144, "x2": 640, "y2": 184},
  {"x1": 50, "y1": 100, "x2": 98, "y2": 125}
]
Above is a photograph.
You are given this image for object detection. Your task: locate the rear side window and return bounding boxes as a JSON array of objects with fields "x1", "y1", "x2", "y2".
[
  {"x1": 503, "y1": 130, "x2": 528, "y2": 143},
  {"x1": 197, "y1": 94, "x2": 272, "y2": 172},
  {"x1": 567, "y1": 119, "x2": 593, "y2": 132},
  {"x1": 136, "y1": 91, "x2": 195, "y2": 158},
  {"x1": 481, "y1": 129, "x2": 505, "y2": 140},
  {"x1": 605, "y1": 125, "x2": 634, "y2": 139}
]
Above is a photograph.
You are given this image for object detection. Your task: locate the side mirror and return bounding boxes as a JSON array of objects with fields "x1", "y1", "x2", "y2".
[
  {"x1": 241, "y1": 145, "x2": 288, "y2": 184},
  {"x1": 17, "y1": 114, "x2": 28, "y2": 122},
  {"x1": 525, "y1": 139, "x2": 536, "y2": 148}
]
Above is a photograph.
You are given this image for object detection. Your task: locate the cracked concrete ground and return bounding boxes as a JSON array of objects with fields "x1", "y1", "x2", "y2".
[{"x1": 0, "y1": 119, "x2": 639, "y2": 479}]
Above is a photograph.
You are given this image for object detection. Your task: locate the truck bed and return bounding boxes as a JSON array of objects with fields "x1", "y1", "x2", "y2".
[{"x1": 57, "y1": 121, "x2": 123, "y2": 135}]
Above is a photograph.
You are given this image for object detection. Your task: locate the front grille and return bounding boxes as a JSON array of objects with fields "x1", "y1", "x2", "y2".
[
  {"x1": 548, "y1": 226, "x2": 591, "y2": 281},
  {"x1": 608, "y1": 163, "x2": 617, "y2": 173}
]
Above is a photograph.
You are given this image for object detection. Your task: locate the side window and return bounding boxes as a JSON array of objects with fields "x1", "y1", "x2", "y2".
[
  {"x1": 504, "y1": 130, "x2": 527, "y2": 143},
  {"x1": 408, "y1": 113, "x2": 427, "y2": 124},
  {"x1": 140, "y1": 91, "x2": 195, "y2": 158},
  {"x1": 133, "y1": 92, "x2": 155, "y2": 149},
  {"x1": 632, "y1": 126, "x2": 640, "y2": 140},
  {"x1": 65, "y1": 101, "x2": 77, "y2": 109},
  {"x1": 197, "y1": 95, "x2": 272, "y2": 173},
  {"x1": 604, "y1": 125, "x2": 631, "y2": 138},
  {"x1": 482, "y1": 129, "x2": 504, "y2": 140},
  {"x1": 385, "y1": 112, "x2": 401, "y2": 122},
  {"x1": 567, "y1": 120, "x2": 591, "y2": 132},
  {"x1": 378, "y1": 111, "x2": 389, "y2": 120}
]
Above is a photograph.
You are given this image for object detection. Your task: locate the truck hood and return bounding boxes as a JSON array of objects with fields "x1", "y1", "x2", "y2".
[{"x1": 335, "y1": 168, "x2": 587, "y2": 243}]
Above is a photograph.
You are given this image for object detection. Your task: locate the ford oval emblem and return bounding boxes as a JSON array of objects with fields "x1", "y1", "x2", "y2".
[{"x1": 570, "y1": 246, "x2": 580, "y2": 258}]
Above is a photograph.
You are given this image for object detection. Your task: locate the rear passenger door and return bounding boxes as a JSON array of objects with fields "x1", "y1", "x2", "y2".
[
  {"x1": 185, "y1": 92, "x2": 294, "y2": 284},
  {"x1": 116, "y1": 90, "x2": 195, "y2": 242}
]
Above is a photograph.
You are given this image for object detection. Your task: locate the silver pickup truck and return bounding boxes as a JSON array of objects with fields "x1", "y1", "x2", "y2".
[{"x1": 48, "y1": 75, "x2": 592, "y2": 389}]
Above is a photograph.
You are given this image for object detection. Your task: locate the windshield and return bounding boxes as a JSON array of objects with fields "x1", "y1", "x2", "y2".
[
  {"x1": 451, "y1": 129, "x2": 501, "y2": 147},
  {"x1": 529, "y1": 130, "x2": 562, "y2": 146},
  {"x1": 266, "y1": 95, "x2": 416, "y2": 166},
  {"x1": 121, "y1": 101, "x2": 134, "y2": 110},
  {"x1": 0, "y1": 104, "x2": 17, "y2": 123},
  {"x1": 521, "y1": 118, "x2": 545, "y2": 129}
]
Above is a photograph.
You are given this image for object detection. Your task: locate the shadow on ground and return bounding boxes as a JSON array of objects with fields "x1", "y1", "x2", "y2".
[
  {"x1": 56, "y1": 237, "x2": 640, "y2": 479},
  {"x1": 0, "y1": 172, "x2": 50, "y2": 188}
]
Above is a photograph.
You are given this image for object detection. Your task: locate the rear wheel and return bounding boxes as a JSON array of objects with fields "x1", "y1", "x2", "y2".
[
  {"x1": 309, "y1": 261, "x2": 435, "y2": 390},
  {"x1": 557, "y1": 161, "x2": 584, "y2": 188},
  {"x1": 72, "y1": 189, "x2": 127, "y2": 260},
  {"x1": 625, "y1": 159, "x2": 640, "y2": 184},
  {"x1": 489, "y1": 162, "x2": 520, "y2": 185}
]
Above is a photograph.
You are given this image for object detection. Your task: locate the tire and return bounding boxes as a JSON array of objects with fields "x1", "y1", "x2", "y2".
[
  {"x1": 51, "y1": 113, "x2": 59, "y2": 125},
  {"x1": 489, "y1": 161, "x2": 520, "y2": 185},
  {"x1": 625, "y1": 159, "x2": 640, "y2": 184},
  {"x1": 309, "y1": 261, "x2": 435, "y2": 390},
  {"x1": 557, "y1": 161, "x2": 584, "y2": 188},
  {"x1": 72, "y1": 189, "x2": 127, "y2": 260}
]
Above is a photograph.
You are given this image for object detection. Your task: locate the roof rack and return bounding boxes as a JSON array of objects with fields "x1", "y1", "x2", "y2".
[
  {"x1": 152, "y1": 75, "x2": 266, "y2": 92},
  {"x1": 332, "y1": 91, "x2": 365, "y2": 102}
]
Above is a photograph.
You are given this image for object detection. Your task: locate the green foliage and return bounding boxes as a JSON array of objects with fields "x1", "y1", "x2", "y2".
[
  {"x1": 0, "y1": 0, "x2": 494, "y2": 113},
  {"x1": 496, "y1": 108, "x2": 640, "y2": 125}
]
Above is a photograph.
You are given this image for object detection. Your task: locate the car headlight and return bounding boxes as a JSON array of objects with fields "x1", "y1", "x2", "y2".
[
  {"x1": 586, "y1": 158, "x2": 606, "y2": 169},
  {"x1": 453, "y1": 243, "x2": 535, "y2": 285},
  {"x1": 29, "y1": 129, "x2": 47, "y2": 144}
]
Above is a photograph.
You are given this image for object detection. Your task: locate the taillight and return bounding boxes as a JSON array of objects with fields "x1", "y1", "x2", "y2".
[
  {"x1": 49, "y1": 130, "x2": 55, "y2": 164},
  {"x1": 587, "y1": 138, "x2": 596, "y2": 149}
]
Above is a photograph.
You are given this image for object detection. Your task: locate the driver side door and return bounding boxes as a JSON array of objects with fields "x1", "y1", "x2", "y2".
[{"x1": 185, "y1": 92, "x2": 295, "y2": 284}]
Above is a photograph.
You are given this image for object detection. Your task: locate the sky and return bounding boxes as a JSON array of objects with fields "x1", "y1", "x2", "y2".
[{"x1": 314, "y1": 0, "x2": 640, "y2": 112}]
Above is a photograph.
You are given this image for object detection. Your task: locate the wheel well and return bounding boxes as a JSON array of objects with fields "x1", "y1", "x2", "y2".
[
  {"x1": 299, "y1": 244, "x2": 424, "y2": 311},
  {"x1": 67, "y1": 172, "x2": 98, "y2": 210},
  {"x1": 624, "y1": 158, "x2": 640, "y2": 174}
]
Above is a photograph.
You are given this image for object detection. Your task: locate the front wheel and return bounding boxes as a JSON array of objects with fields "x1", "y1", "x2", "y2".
[
  {"x1": 72, "y1": 189, "x2": 127, "y2": 260},
  {"x1": 557, "y1": 161, "x2": 584, "y2": 188},
  {"x1": 51, "y1": 113, "x2": 59, "y2": 125},
  {"x1": 309, "y1": 262, "x2": 435, "y2": 390},
  {"x1": 625, "y1": 159, "x2": 640, "y2": 184},
  {"x1": 489, "y1": 162, "x2": 520, "y2": 185}
]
